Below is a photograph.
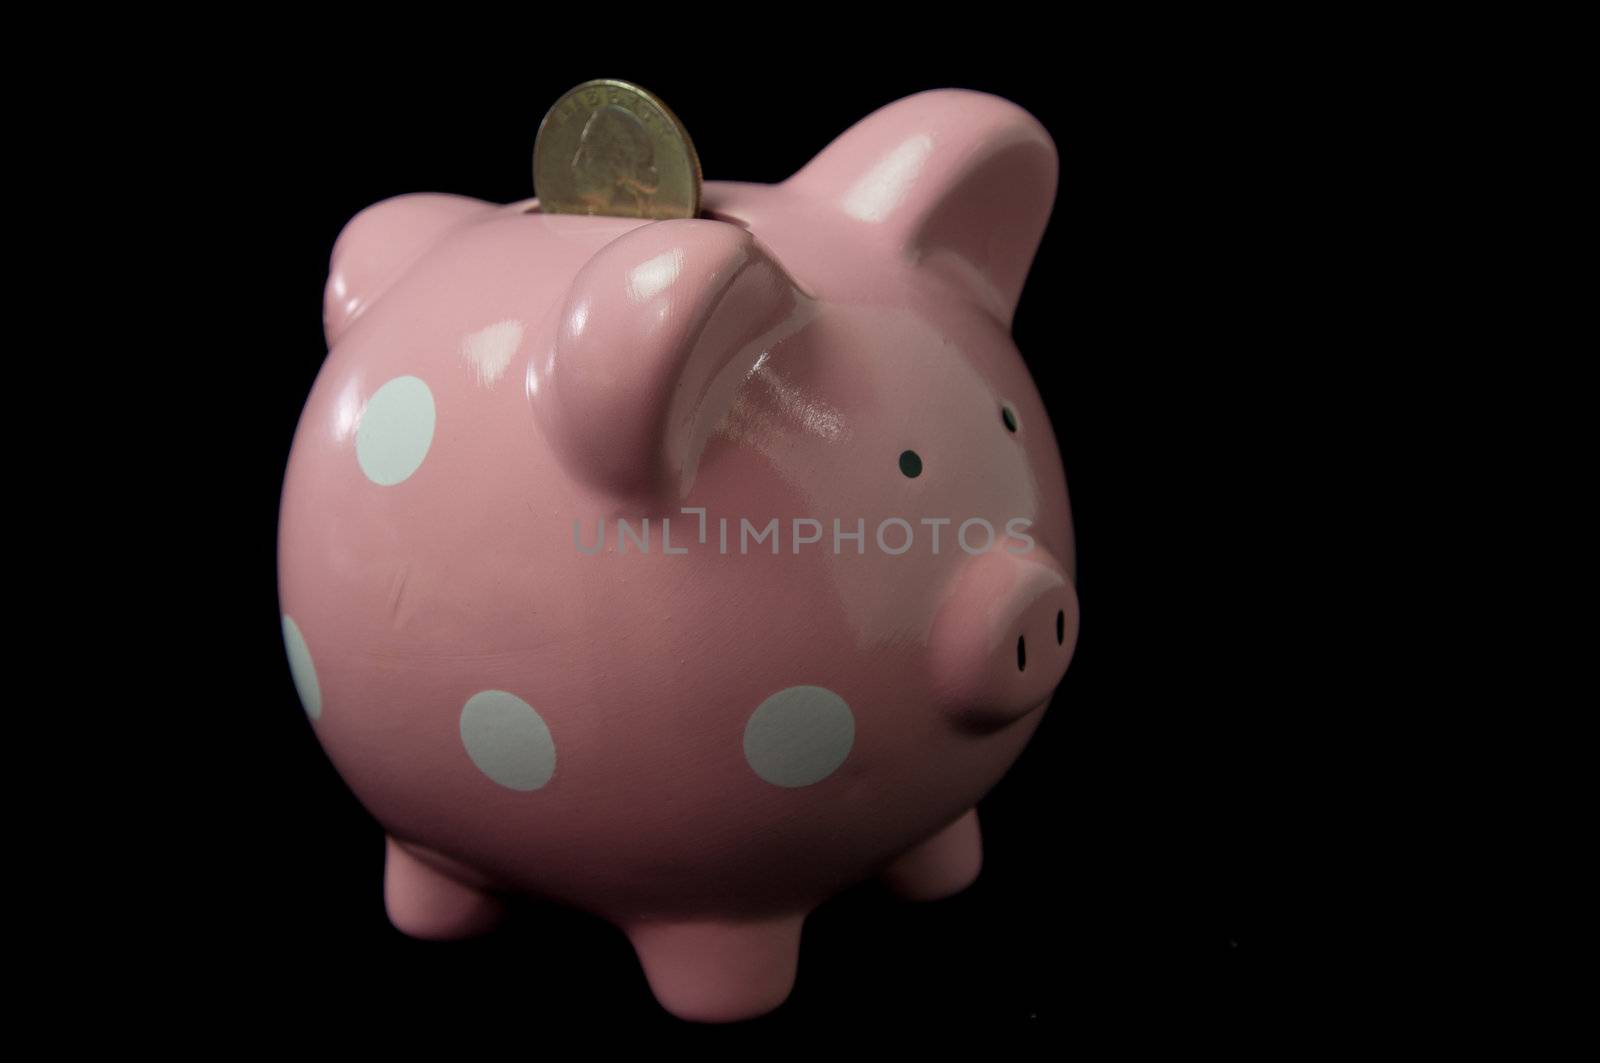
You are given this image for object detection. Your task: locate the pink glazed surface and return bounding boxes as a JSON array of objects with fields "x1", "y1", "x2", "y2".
[{"x1": 278, "y1": 88, "x2": 1077, "y2": 1016}]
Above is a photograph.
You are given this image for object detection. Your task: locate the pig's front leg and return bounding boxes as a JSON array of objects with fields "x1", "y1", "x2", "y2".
[
  {"x1": 879, "y1": 807, "x2": 983, "y2": 901},
  {"x1": 383, "y1": 836, "x2": 504, "y2": 940},
  {"x1": 625, "y1": 913, "x2": 807, "y2": 1023}
]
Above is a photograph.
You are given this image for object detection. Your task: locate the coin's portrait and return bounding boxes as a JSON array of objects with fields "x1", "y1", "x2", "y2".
[{"x1": 571, "y1": 104, "x2": 660, "y2": 217}]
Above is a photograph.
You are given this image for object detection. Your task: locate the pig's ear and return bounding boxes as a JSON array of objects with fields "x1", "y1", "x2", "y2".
[
  {"x1": 324, "y1": 193, "x2": 497, "y2": 346},
  {"x1": 536, "y1": 219, "x2": 811, "y2": 501},
  {"x1": 785, "y1": 89, "x2": 1057, "y2": 325}
]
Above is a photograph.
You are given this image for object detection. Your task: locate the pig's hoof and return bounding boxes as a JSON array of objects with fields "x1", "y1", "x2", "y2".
[
  {"x1": 880, "y1": 807, "x2": 983, "y2": 901},
  {"x1": 625, "y1": 913, "x2": 806, "y2": 1022},
  {"x1": 383, "y1": 836, "x2": 504, "y2": 940}
]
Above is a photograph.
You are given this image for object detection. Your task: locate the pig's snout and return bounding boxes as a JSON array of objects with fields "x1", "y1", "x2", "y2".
[{"x1": 930, "y1": 549, "x2": 1078, "y2": 731}]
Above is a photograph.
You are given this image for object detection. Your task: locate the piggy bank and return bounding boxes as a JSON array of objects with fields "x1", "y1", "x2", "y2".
[{"x1": 278, "y1": 88, "x2": 1077, "y2": 1022}]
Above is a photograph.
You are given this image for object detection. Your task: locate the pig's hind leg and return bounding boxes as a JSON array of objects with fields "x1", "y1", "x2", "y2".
[
  {"x1": 879, "y1": 806, "x2": 983, "y2": 901},
  {"x1": 625, "y1": 913, "x2": 807, "y2": 1022},
  {"x1": 383, "y1": 835, "x2": 505, "y2": 940}
]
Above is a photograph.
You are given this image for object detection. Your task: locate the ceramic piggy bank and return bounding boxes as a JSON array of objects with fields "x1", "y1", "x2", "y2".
[{"x1": 278, "y1": 88, "x2": 1077, "y2": 1022}]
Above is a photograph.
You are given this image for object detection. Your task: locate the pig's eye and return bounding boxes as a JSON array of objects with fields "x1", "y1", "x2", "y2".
[
  {"x1": 1001, "y1": 404, "x2": 1019, "y2": 433},
  {"x1": 898, "y1": 450, "x2": 923, "y2": 478}
]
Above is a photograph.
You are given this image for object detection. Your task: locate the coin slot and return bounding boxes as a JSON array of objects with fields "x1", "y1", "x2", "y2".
[{"x1": 701, "y1": 210, "x2": 751, "y2": 229}]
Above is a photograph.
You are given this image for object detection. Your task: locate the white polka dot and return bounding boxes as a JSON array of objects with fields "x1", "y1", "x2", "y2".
[
  {"x1": 459, "y1": 690, "x2": 556, "y2": 791},
  {"x1": 743, "y1": 686, "x2": 855, "y2": 788},
  {"x1": 282, "y1": 615, "x2": 321, "y2": 720},
  {"x1": 356, "y1": 375, "x2": 435, "y2": 485}
]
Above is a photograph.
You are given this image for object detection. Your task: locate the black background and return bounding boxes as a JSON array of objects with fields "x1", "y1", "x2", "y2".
[{"x1": 150, "y1": 37, "x2": 1315, "y2": 1042}]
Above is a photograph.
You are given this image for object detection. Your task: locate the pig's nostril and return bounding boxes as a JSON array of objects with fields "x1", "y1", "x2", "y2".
[
  {"x1": 1017, "y1": 635, "x2": 1026, "y2": 671},
  {"x1": 1056, "y1": 610, "x2": 1065, "y2": 645}
]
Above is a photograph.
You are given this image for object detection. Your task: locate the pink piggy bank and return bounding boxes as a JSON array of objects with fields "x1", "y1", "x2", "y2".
[{"x1": 278, "y1": 88, "x2": 1077, "y2": 1022}]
